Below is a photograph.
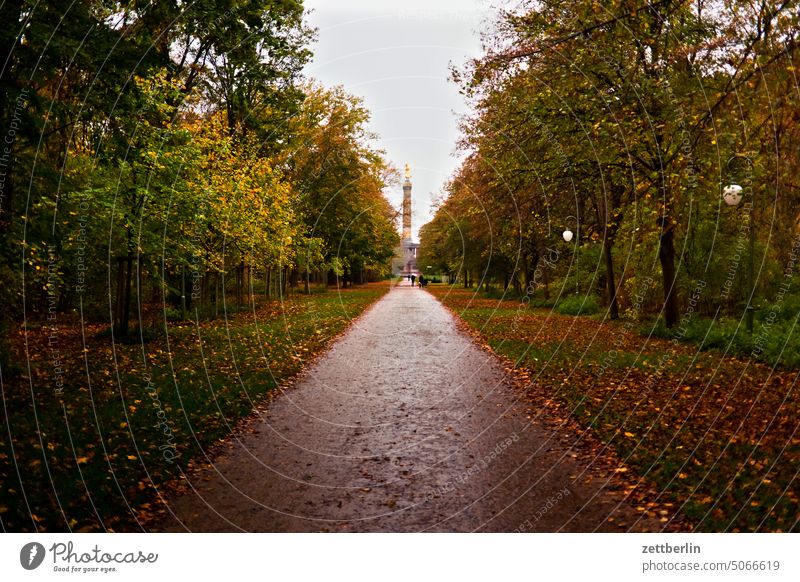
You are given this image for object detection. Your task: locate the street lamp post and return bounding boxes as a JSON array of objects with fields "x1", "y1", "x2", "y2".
[
  {"x1": 722, "y1": 154, "x2": 755, "y2": 333},
  {"x1": 563, "y1": 215, "x2": 579, "y2": 295}
]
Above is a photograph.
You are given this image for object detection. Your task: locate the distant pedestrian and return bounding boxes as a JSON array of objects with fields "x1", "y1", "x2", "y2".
[
  {"x1": 418, "y1": 274, "x2": 426, "y2": 287},
  {"x1": 411, "y1": 274, "x2": 416, "y2": 286}
]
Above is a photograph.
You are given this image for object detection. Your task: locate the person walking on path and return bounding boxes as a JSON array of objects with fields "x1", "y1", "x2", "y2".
[{"x1": 410, "y1": 274, "x2": 416, "y2": 286}]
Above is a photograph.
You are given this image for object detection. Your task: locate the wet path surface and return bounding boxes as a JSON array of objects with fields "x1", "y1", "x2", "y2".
[{"x1": 155, "y1": 283, "x2": 663, "y2": 532}]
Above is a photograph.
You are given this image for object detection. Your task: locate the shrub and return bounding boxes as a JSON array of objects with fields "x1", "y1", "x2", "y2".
[
  {"x1": 555, "y1": 294, "x2": 601, "y2": 315},
  {"x1": 640, "y1": 304, "x2": 800, "y2": 369},
  {"x1": 163, "y1": 307, "x2": 184, "y2": 322}
]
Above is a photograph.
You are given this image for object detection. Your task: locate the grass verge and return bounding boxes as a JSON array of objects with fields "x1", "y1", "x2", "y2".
[
  {"x1": 0, "y1": 283, "x2": 389, "y2": 531},
  {"x1": 427, "y1": 285, "x2": 798, "y2": 532}
]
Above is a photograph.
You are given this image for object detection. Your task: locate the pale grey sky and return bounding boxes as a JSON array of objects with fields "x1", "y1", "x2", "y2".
[{"x1": 302, "y1": 0, "x2": 491, "y2": 240}]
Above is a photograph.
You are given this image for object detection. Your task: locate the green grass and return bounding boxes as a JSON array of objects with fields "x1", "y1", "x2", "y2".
[{"x1": 0, "y1": 284, "x2": 389, "y2": 531}]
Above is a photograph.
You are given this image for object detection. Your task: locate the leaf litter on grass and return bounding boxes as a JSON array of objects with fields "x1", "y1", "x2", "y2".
[
  {"x1": 428, "y1": 286, "x2": 799, "y2": 532},
  {"x1": 0, "y1": 283, "x2": 391, "y2": 532}
]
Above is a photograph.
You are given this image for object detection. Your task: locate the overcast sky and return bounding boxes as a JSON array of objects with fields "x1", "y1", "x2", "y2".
[{"x1": 302, "y1": 0, "x2": 491, "y2": 240}]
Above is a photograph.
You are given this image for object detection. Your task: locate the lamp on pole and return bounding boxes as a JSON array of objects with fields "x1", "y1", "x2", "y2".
[
  {"x1": 722, "y1": 154, "x2": 755, "y2": 333},
  {"x1": 563, "y1": 215, "x2": 579, "y2": 295}
]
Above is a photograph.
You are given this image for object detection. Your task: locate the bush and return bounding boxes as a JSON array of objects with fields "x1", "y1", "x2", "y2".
[
  {"x1": 483, "y1": 287, "x2": 516, "y2": 300},
  {"x1": 163, "y1": 307, "x2": 184, "y2": 322},
  {"x1": 555, "y1": 294, "x2": 601, "y2": 316},
  {"x1": 641, "y1": 305, "x2": 800, "y2": 369}
]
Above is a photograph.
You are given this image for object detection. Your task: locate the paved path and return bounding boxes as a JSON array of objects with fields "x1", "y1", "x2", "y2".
[{"x1": 155, "y1": 283, "x2": 663, "y2": 532}]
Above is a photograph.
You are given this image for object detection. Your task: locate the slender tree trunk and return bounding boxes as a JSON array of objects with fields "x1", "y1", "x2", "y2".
[
  {"x1": 603, "y1": 237, "x2": 620, "y2": 319},
  {"x1": 243, "y1": 265, "x2": 248, "y2": 305},
  {"x1": 214, "y1": 272, "x2": 219, "y2": 318},
  {"x1": 120, "y1": 255, "x2": 133, "y2": 337},
  {"x1": 524, "y1": 251, "x2": 539, "y2": 293},
  {"x1": 521, "y1": 255, "x2": 530, "y2": 293},
  {"x1": 202, "y1": 271, "x2": 209, "y2": 310},
  {"x1": 238, "y1": 263, "x2": 243, "y2": 307},
  {"x1": 114, "y1": 256, "x2": 125, "y2": 332},
  {"x1": 180, "y1": 265, "x2": 186, "y2": 318},
  {"x1": 242, "y1": 264, "x2": 248, "y2": 304},
  {"x1": 542, "y1": 258, "x2": 550, "y2": 300},
  {"x1": 658, "y1": 218, "x2": 679, "y2": 327}
]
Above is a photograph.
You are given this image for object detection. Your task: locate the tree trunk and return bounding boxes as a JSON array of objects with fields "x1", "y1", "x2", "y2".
[
  {"x1": 521, "y1": 255, "x2": 530, "y2": 293},
  {"x1": 245, "y1": 264, "x2": 251, "y2": 303},
  {"x1": 201, "y1": 271, "x2": 208, "y2": 310},
  {"x1": 114, "y1": 256, "x2": 125, "y2": 332},
  {"x1": 658, "y1": 218, "x2": 679, "y2": 327},
  {"x1": 603, "y1": 237, "x2": 620, "y2": 320},
  {"x1": 119, "y1": 255, "x2": 133, "y2": 337},
  {"x1": 238, "y1": 262, "x2": 244, "y2": 307},
  {"x1": 214, "y1": 272, "x2": 219, "y2": 318},
  {"x1": 542, "y1": 258, "x2": 550, "y2": 300},
  {"x1": 523, "y1": 250, "x2": 539, "y2": 293},
  {"x1": 181, "y1": 264, "x2": 187, "y2": 319}
]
